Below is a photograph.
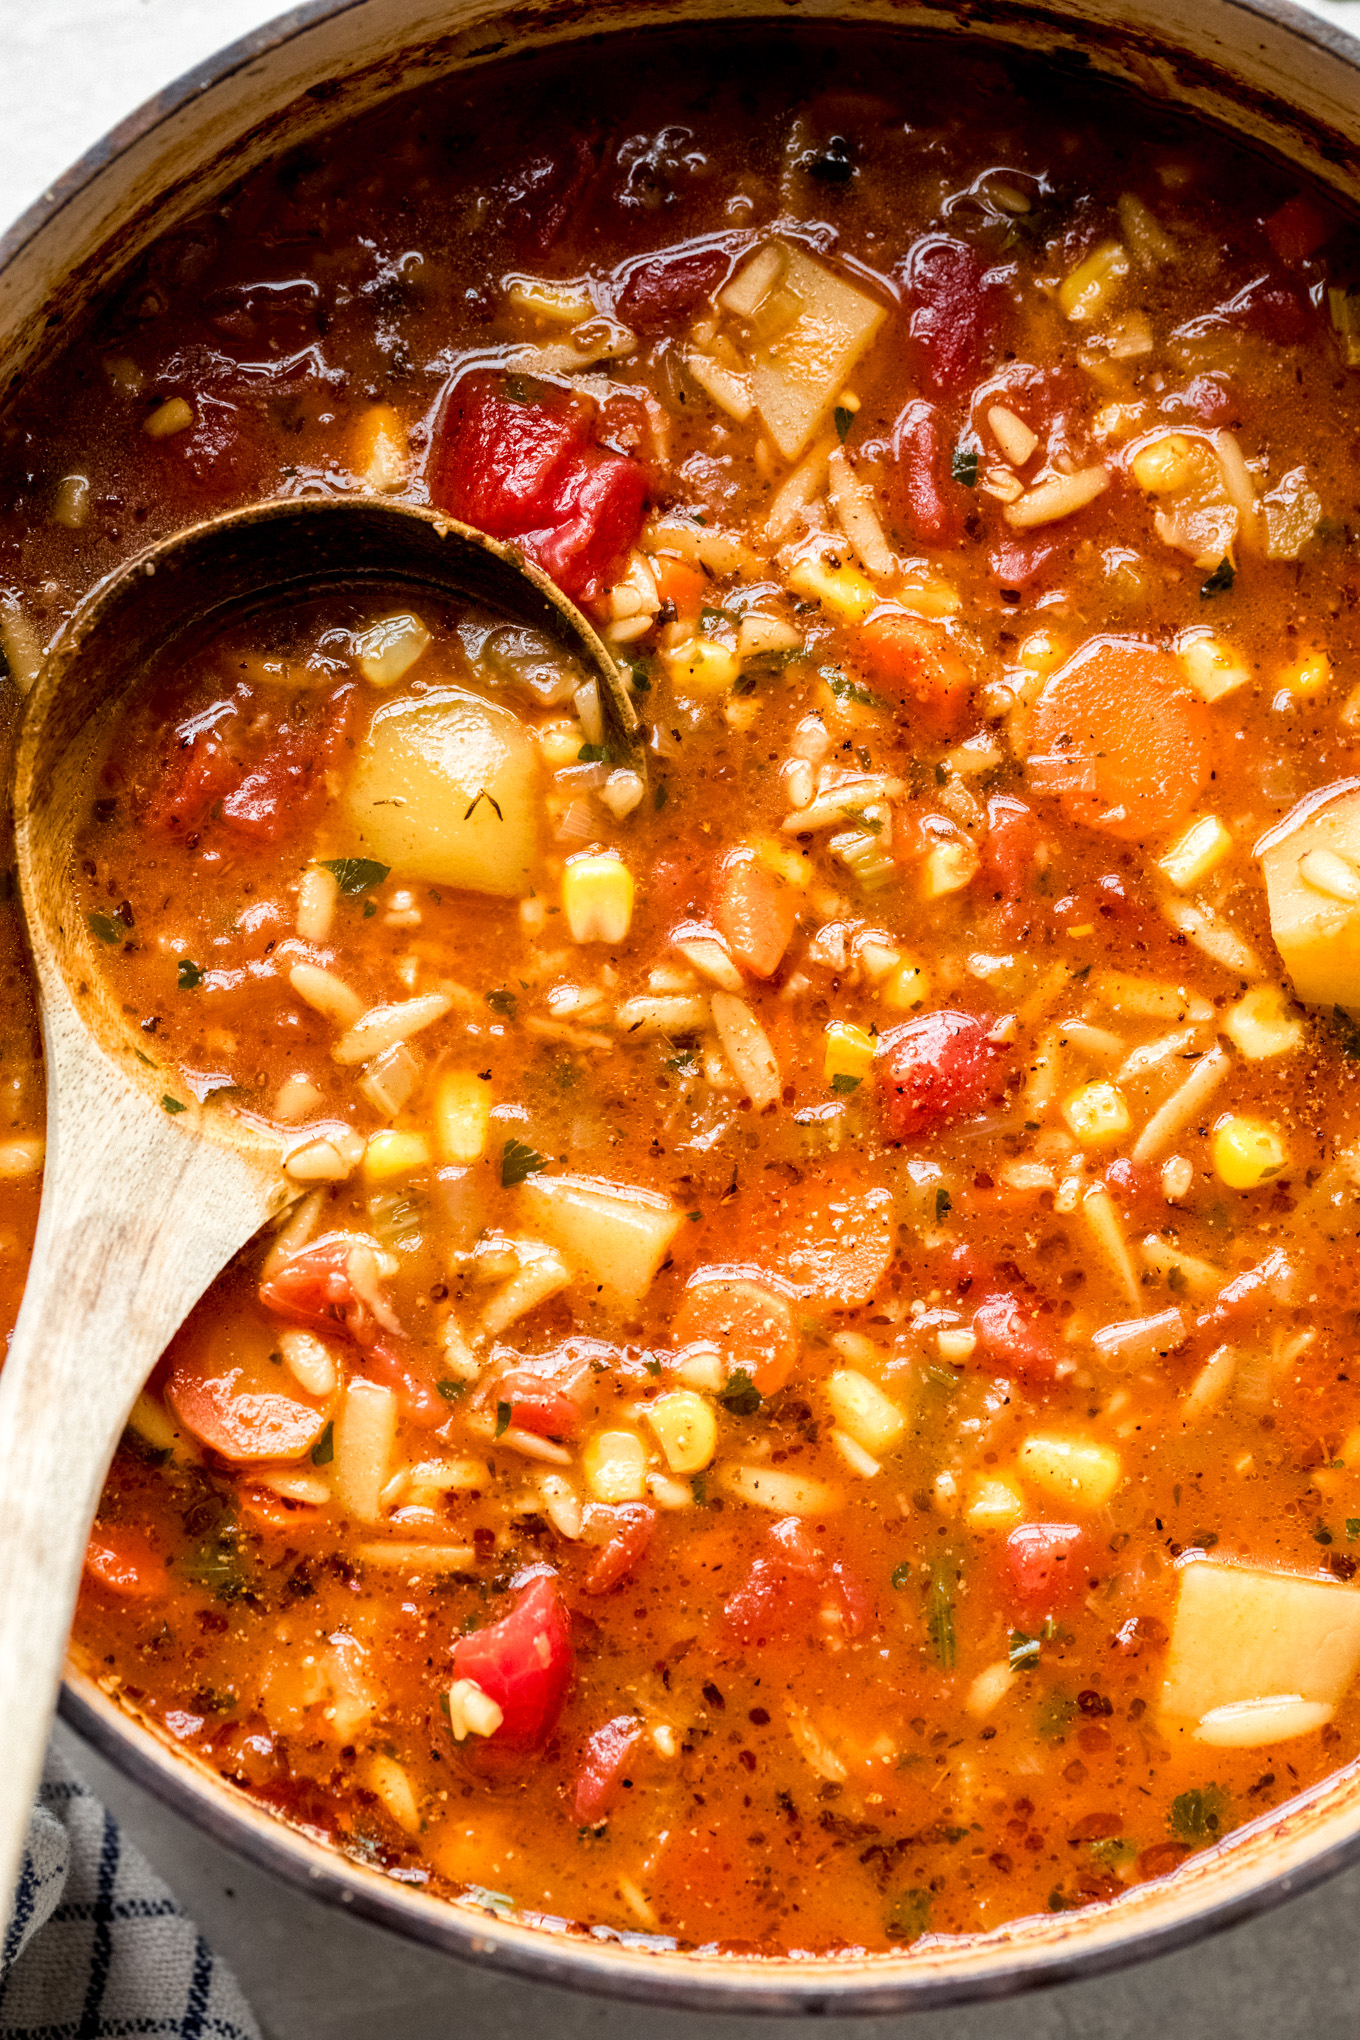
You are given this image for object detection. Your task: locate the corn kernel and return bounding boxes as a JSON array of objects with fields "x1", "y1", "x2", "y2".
[
  {"x1": 1017, "y1": 629, "x2": 1067, "y2": 676},
  {"x1": 787, "y1": 551, "x2": 879, "y2": 624},
  {"x1": 583, "y1": 1427, "x2": 649, "y2": 1503},
  {"x1": 753, "y1": 835, "x2": 812, "y2": 888},
  {"x1": 881, "y1": 959, "x2": 930, "y2": 1009},
  {"x1": 1157, "y1": 814, "x2": 1234, "y2": 892},
  {"x1": 1131, "y1": 432, "x2": 1195, "y2": 494},
  {"x1": 824, "y1": 1021, "x2": 875, "y2": 1088},
  {"x1": 352, "y1": 403, "x2": 408, "y2": 492},
  {"x1": 1061, "y1": 1080, "x2": 1131, "y2": 1146},
  {"x1": 922, "y1": 839, "x2": 980, "y2": 899},
  {"x1": 433, "y1": 1070, "x2": 491, "y2": 1163},
  {"x1": 661, "y1": 637, "x2": 740, "y2": 695},
  {"x1": 825, "y1": 1370, "x2": 906, "y2": 1457},
  {"x1": 563, "y1": 852, "x2": 634, "y2": 944},
  {"x1": 352, "y1": 611, "x2": 431, "y2": 688},
  {"x1": 1059, "y1": 239, "x2": 1130, "y2": 322},
  {"x1": 1177, "y1": 629, "x2": 1251, "y2": 704},
  {"x1": 645, "y1": 1391, "x2": 717, "y2": 1474},
  {"x1": 1224, "y1": 984, "x2": 1303, "y2": 1061},
  {"x1": 1211, "y1": 1114, "x2": 1290, "y2": 1190},
  {"x1": 1017, "y1": 1432, "x2": 1123, "y2": 1510},
  {"x1": 964, "y1": 1473, "x2": 1026, "y2": 1531},
  {"x1": 362, "y1": 1129, "x2": 430, "y2": 1183},
  {"x1": 143, "y1": 396, "x2": 194, "y2": 439},
  {"x1": 1278, "y1": 649, "x2": 1330, "y2": 698}
]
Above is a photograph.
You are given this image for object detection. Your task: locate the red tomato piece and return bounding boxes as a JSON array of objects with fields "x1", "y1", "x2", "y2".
[
  {"x1": 1004, "y1": 1523, "x2": 1089, "y2": 1614},
  {"x1": 1181, "y1": 374, "x2": 1234, "y2": 425},
  {"x1": 615, "y1": 245, "x2": 729, "y2": 330},
  {"x1": 574, "y1": 1713, "x2": 644, "y2": 1823},
  {"x1": 877, "y1": 1010, "x2": 998, "y2": 1141},
  {"x1": 149, "y1": 701, "x2": 244, "y2": 833},
  {"x1": 1222, "y1": 275, "x2": 1313, "y2": 345},
  {"x1": 219, "y1": 690, "x2": 353, "y2": 841},
  {"x1": 1263, "y1": 195, "x2": 1333, "y2": 264},
  {"x1": 432, "y1": 372, "x2": 647, "y2": 602},
  {"x1": 84, "y1": 1524, "x2": 169, "y2": 1600},
  {"x1": 498, "y1": 1372, "x2": 581, "y2": 1440},
  {"x1": 359, "y1": 1340, "x2": 446, "y2": 1428},
  {"x1": 505, "y1": 138, "x2": 600, "y2": 259},
  {"x1": 583, "y1": 1505, "x2": 655, "y2": 1593},
  {"x1": 712, "y1": 850, "x2": 797, "y2": 979},
  {"x1": 724, "y1": 1517, "x2": 868, "y2": 1646},
  {"x1": 980, "y1": 795, "x2": 1042, "y2": 904},
  {"x1": 990, "y1": 532, "x2": 1062, "y2": 592},
  {"x1": 903, "y1": 234, "x2": 1003, "y2": 393},
  {"x1": 450, "y1": 1573, "x2": 573, "y2": 1749},
  {"x1": 259, "y1": 1233, "x2": 393, "y2": 1348},
  {"x1": 891, "y1": 399, "x2": 961, "y2": 547},
  {"x1": 970, "y1": 1291, "x2": 1056, "y2": 1383}
]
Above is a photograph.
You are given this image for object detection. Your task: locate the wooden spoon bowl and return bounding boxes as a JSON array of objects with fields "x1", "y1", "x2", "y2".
[{"x1": 0, "y1": 497, "x2": 634, "y2": 1905}]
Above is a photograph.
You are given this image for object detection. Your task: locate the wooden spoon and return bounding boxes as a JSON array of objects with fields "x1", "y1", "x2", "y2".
[{"x1": 0, "y1": 498, "x2": 635, "y2": 1908}]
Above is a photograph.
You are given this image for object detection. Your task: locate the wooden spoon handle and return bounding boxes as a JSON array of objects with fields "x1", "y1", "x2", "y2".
[{"x1": 0, "y1": 1011, "x2": 277, "y2": 1917}]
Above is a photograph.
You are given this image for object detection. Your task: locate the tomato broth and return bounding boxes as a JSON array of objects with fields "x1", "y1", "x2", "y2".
[{"x1": 5, "y1": 25, "x2": 1360, "y2": 1955}]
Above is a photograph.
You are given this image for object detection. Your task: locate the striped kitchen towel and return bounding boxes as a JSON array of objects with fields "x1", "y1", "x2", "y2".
[{"x1": 0, "y1": 1745, "x2": 260, "y2": 2039}]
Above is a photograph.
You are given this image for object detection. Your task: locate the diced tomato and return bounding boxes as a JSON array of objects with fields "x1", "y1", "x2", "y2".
[
  {"x1": 359, "y1": 1340, "x2": 446, "y2": 1428},
  {"x1": 498, "y1": 1371, "x2": 581, "y2": 1440},
  {"x1": 259, "y1": 1233, "x2": 394, "y2": 1349},
  {"x1": 147, "y1": 685, "x2": 352, "y2": 840},
  {"x1": 980, "y1": 795, "x2": 1042, "y2": 904},
  {"x1": 574, "y1": 1713, "x2": 644, "y2": 1823},
  {"x1": 1181, "y1": 374, "x2": 1234, "y2": 425},
  {"x1": 219, "y1": 690, "x2": 353, "y2": 841},
  {"x1": 1263, "y1": 194, "x2": 1333, "y2": 264},
  {"x1": 858, "y1": 606, "x2": 974, "y2": 736},
  {"x1": 671, "y1": 1274, "x2": 799, "y2": 1394},
  {"x1": 1003, "y1": 1523, "x2": 1089, "y2": 1614},
  {"x1": 877, "y1": 1009, "x2": 998, "y2": 1141},
  {"x1": 503, "y1": 137, "x2": 600, "y2": 259},
  {"x1": 149, "y1": 701, "x2": 244, "y2": 832},
  {"x1": 724, "y1": 1517, "x2": 869, "y2": 1646},
  {"x1": 902, "y1": 234, "x2": 1004, "y2": 393},
  {"x1": 450, "y1": 1573, "x2": 574, "y2": 1748},
  {"x1": 970, "y1": 1291, "x2": 1056, "y2": 1383},
  {"x1": 432, "y1": 372, "x2": 647, "y2": 602},
  {"x1": 615, "y1": 245, "x2": 729, "y2": 330},
  {"x1": 1222, "y1": 274, "x2": 1313, "y2": 345},
  {"x1": 712, "y1": 850, "x2": 797, "y2": 980},
  {"x1": 84, "y1": 1524, "x2": 169, "y2": 1599},
  {"x1": 1104, "y1": 1157, "x2": 1159, "y2": 1211},
  {"x1": 891, "y1": 399, "x2": 962, "y2": 548},
  {"x1": 990, "y1": 532, "x2": 1062, "y2": 593},
  {"x1": 1198, "y1": 1249, "x2": 1290, "y2": 1334},
  {"x1": 583, "y1": 1505, "x2": 655, "y2": 1593}
]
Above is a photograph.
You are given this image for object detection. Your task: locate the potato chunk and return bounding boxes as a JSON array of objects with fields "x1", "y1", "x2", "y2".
[
  {"x1": 749, "y1": 245, "x2": 886, "y2": 461},
  {"x1": 519, "y1": 1173, "x2": 681, "y2": 1306},
  {"x1": 1259, "y1": 781, "x2": 1360, "y2": 1008},
  {"x1": 345, "y1": 686, "x2": 540, "y2": 896},
  {"x1": 1160, "y1": 1558, "x2": 1360, "y2": 1742}
]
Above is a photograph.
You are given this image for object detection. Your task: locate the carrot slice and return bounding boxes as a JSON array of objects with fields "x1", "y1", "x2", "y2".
[
  {"x1": 84, "y1": 1524, "x2": 169, "y2": 1599},
  {"x1": 857, "y1": 606, "x2": 973, "y2": 736},
  {"x1": 651, "y1": 553, "x2": 709, "y2": 620},
  {"x1": 712, "y1": 850, "x2": 798, "y2": 979},
  {"x1": 671, "y1": 1275, "x2": 799, "y2": 1394},
  {"x1": 1026, "y1": 635, "x2": 1211, "y2": 841},
  {"x1": 167, "y1": 1319, "x2": 332, "y2": 1464}
]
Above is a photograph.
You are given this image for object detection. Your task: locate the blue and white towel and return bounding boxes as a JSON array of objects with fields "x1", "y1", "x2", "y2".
[{"x1": 0, "y1": 1747, "x2": 260, "y2": 2039}]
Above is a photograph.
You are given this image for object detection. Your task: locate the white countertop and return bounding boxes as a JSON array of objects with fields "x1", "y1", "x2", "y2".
[{"x1": 13, "y1": 2, "x2": 1360, "y2": 2033}]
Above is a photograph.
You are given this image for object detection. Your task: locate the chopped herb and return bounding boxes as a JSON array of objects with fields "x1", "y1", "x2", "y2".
[
  {"x1": 645, "y1": 1358, "x2": 662, "y2": 1377},
  {"x1": 665, "y1": 1049, "x2": 698, "y2": 1073},
  {"x1": 495, "y1": 1400, "x2": 512, "y2": 1438},
  {"x1": 926, "y1": 1557, "x2": 957, "y2": 1669},
  {"x1": 890, "y1": 1561, "x2": 912, "y2": 1590},
  {"x1": 1089, "y1": 1837, "x2": 1137, "y2": 1868},
  {"x1": 577, "y1": 743, "x2": 612, "y2": 764},
  {"x1": 826, "y1": 672, "x2": 888, "y2": 711},
  {"x1": 1009, "y1": 1629, "x2": 1042, "y2": 1669},
  {"x1": 463, "y1": 789, "x2": 504, "y2": 821},
  {"x1": 686, "y1": 1209, "x2": 703, "y2": 1223},
  {"x1": 833, "y1": 405, "x2": 854, "y2": 444},
  {"x1": 700, "y1": 604, "x2": 735, "y2": 633},
  {"x1": 319, "y1": 856, "x2": 390, "y2": 895},
  {"x1": 952, "y1": 445, "x2": 979, "y2": 487},
  {"x1": 363, "y1": 898, "x2": 378, "y2": 918},
  {"x1": 935, "y1": 1187, "x2": 952, "y2": 1222},
  {"x1": 691, "y1": 1471, "x2": 708, "y2": 1505},
  {"x1": 1313, "y1": 1519, "x2": 1334, "y2": 1546},
  {"x1": 654, "y1": 782, "x2": 669, "y2": 811},
  {"x1": 732, "y1": 673, "x2": 759, "y2": 697},
  {"x1": 1169, "y1": 1784, "x2": 1230, "y2": 1842},
  {"x1": 177, "y1": 959, "x2": 204, "y2": 990},
  {"x1": 486, "y1": 987, "x2": 518, "y2": 1020},
  {"x1": 310, "y1": 1422, "x2": 334, "y2": 1466},
  {"x1": 88, "y1": 911, "x2": 122, "y2": 945},
  {"x1": 1348, "y1": 1518, "x2": 1360, "y2": 1542},
  {"x1": 161, "y1": 1095, "x2": 187, "y2": 1115},
  {"x1": 717, "y1": 1367, "x2": 762, "y2": 1417},
  {"x1": 885, "y1": 1887, "x2": 933, "y2": 1944},
  {"x1": 436, "y1": 1379, "x2": 467, "y2": 1402},
  {"x1": 501, "y1": 1138, "x2": 546, "y2": 1187},
  {"x1": 830, "y1": 1072, "x2": 861, "y2": 1095},
  {"x1": 1200, "y1": 557, "x2": 1235, "y2": 598},
  {"x1": 464, "y1": 1885, "x2": 515, "y2": 1914},
  {"x1": 180, "y1": 1514, "x2": 251, "y2": 1603},
  {"x1": 1330, "y1": 1006, "x2": 1360, "y2": 1059},
  {"x1": 1036, "y1": 1691, "x2": 1077, "y2": 1739}
]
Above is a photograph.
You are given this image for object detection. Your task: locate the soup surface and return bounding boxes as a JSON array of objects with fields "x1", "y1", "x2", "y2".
[{"x1": 8, "y1": 26, "x2": 1360, "y2": 1955}]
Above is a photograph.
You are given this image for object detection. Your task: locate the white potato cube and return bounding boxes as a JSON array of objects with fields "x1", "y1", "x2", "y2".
[
  {"x1": 1161, "y1": 1559, "x2": 1360, "y2": 1738},
  {"x1": 519, "y1": 1172, "x2": 681, "y2": 1306}
]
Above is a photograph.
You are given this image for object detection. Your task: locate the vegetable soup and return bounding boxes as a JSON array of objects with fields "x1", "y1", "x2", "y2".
[{"x1": 9, "y1": 24, "x2": 1360, "y2": 1954}]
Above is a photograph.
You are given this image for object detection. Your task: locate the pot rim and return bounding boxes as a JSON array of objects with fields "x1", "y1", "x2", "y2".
[{"x1": 16, "y1": 0, "x2": 1360, "y2": 2009}]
